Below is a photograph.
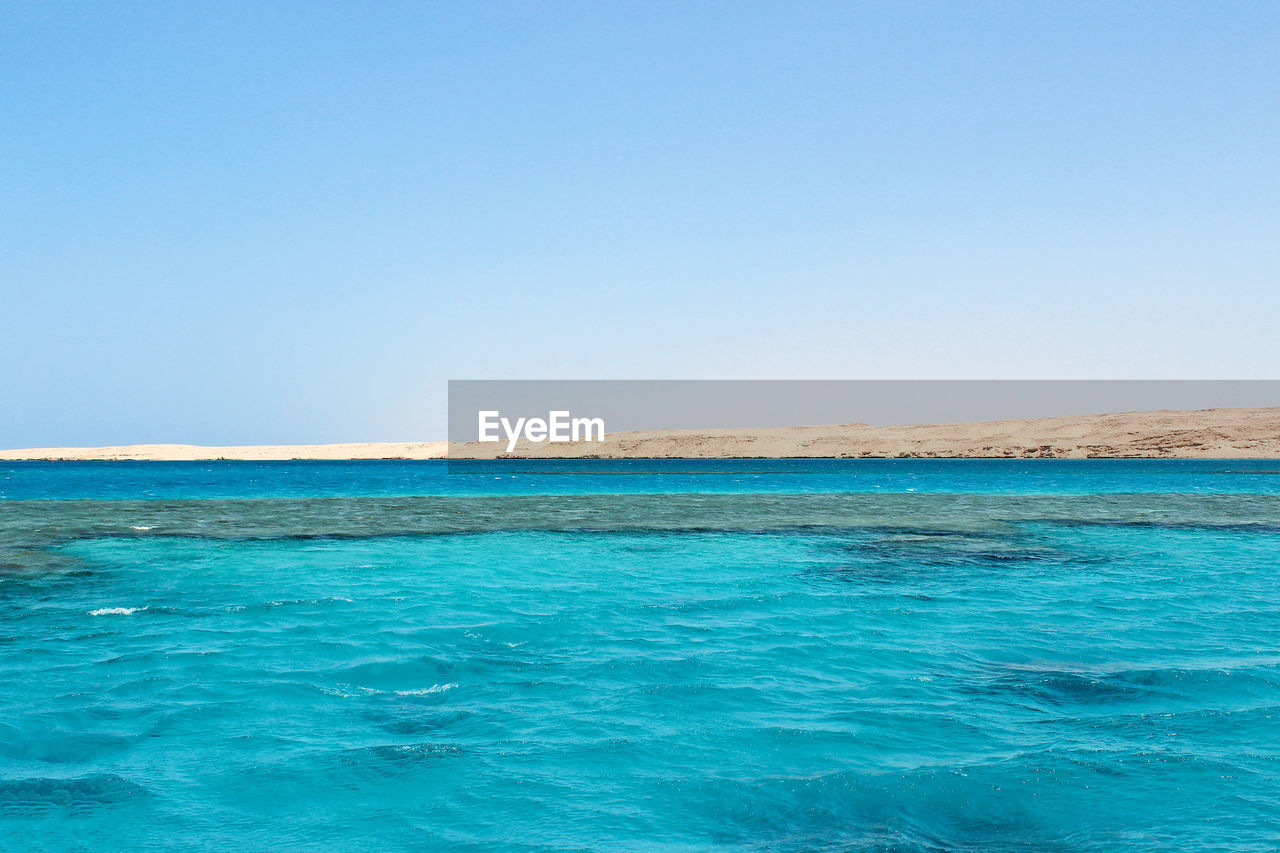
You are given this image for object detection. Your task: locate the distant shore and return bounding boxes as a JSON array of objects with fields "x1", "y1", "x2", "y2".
[
  {"x1": 0, "y1": 442, "x2": 448, "y2": 462},
  {"x1": 3, "y1": 407, "x2": 1278, "y2": 460}
]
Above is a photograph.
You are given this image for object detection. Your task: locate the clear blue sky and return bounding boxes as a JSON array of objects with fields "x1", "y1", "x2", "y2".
[{"x1": 2, "y1": 1, "x2": 1277, "y2": 445}]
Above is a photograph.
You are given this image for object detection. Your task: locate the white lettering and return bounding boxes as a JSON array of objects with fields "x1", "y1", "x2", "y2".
[
  {"x1": 501, "y1": 416, "x2": 526, "y2": 453},
  {"x1": 478, "y1": 411, "x2": 500, "y2": 442},
  {"x1": 476, "y1": 411, "x2": 606, "y2": 453},
  {"x1": 548, "y1": 411, "x2": 571, "y2": 442},
  {"x1": 572, "y1": 417, "x2": 605, "y2": 442}
]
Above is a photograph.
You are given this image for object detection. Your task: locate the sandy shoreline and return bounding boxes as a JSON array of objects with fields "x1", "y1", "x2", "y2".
[
  {"x1": 3, "y1": 407, "x2": 1278, "y2": 461},
  {"x1": 0, "y1": 442, "x2": 448, "y2": 462}
]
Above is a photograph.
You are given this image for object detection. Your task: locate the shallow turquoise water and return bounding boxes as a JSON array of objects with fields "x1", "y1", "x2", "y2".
[{"x1": 2, "y1": 462, "x2": 1279, "y2": 850}]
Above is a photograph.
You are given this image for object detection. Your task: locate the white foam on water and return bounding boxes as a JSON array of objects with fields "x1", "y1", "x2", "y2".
[
  {"x1": 395, "y1": 683, "x2": 458, "y2": 696},
  {"x1": 319, "y1": 684, "x2": 384, "y2": 698},
  {"x1": 129, "y1": 525, "x2": 155, "y2": 531},
  {"x1": 89, "y1": 606, "x2": 147, "y2": 616}
]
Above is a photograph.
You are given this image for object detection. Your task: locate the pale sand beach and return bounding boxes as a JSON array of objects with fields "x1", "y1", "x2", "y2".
[
  {"x1": 3, "y1": 407, "x2": 1278, "y2": 461},
  {"x1": 0, "y1": 442, "x2": 449, "y2": 461}
]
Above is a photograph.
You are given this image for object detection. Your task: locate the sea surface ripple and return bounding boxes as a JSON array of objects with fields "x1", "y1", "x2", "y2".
[{"x1": 1, "y1": 461, "x2": 1278, "y2": 851}]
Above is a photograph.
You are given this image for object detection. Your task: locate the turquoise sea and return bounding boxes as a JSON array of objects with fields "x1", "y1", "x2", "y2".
[{"x1": 2, "y1": 460, "x2": 1279, "y2": 851}]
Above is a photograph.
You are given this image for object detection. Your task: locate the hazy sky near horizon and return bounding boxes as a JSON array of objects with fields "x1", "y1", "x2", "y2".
[{"x1": 2, "y1": 2, "x2": 1278, "y2": 445}]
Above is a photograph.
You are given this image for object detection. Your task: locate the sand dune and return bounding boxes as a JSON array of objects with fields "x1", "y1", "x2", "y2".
[
  {"x1": 456, "y1": 406, "x2": 1280, "y2": 459},
  {"x1": 3, "y1": 407, "x2": 1278, "y2": 461}
]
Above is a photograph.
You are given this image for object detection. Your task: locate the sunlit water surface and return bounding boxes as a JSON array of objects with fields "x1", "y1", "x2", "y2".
[{"x1": 2, "y1": 461, "x2": 1278, "y2": 851}]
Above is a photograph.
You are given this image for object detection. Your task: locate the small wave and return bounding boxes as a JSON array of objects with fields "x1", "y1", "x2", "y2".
[
  {"x1": 89, "y1": 607, "x2": 147, "y2": 616},
  {"x1": 317, "y1": 684, "x2": 384, "y2": 698},
  {"x1": 260, "y1": 597, "x2": 353, "y2": 609},
  {"x1": 396, "y1": 683, "x2": 458, "y2": 696},
  {"x1": 129, "y1": 525, "x2": 155, "y2": 531},
  {"x1": 0, "y1": 774, "x2": 148, "y2": 816}
]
